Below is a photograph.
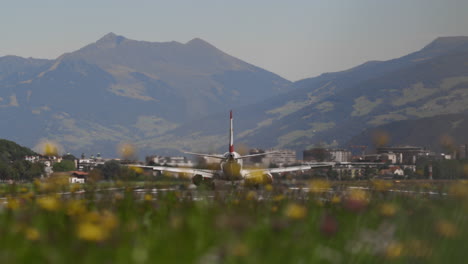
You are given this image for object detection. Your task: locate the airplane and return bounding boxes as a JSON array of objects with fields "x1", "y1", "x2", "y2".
[{"x1": 135, "y1": 111, "x2": 331, "y2": 187}]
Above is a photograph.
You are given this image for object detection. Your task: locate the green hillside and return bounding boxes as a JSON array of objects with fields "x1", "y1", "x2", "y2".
[
  {"x1": 154, "y1": 37, "x2": 468, "y2": 154},
  {"x1": 0, "y1": 139, "x2": 37, "y2": 162},
  {"x1": 348, "y1": 112, "x2": 468, "y2": 153},
  {"x1": 0, "y1": 139, "x2": 43, "y2": 181}
]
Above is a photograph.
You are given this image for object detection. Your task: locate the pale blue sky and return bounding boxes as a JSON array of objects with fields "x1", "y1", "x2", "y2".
[{"x1": 2, "y1": 0, "x2": 468, "y2": 81}]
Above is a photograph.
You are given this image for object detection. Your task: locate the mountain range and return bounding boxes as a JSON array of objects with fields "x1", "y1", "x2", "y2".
[
  {"x1": 158, "y1": 36, "x2": 468, "y2": 156},
  {"x1": 0, "y1": 33, "x2": 291, "y2": 156},
  {"x1": 2, "y1": 34, "x2": 468, "y2": 157}
]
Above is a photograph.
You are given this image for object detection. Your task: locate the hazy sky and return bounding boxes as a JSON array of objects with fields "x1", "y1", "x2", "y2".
[{"x1": 2, "y1": 0, "x2": 468, "y2": 81}]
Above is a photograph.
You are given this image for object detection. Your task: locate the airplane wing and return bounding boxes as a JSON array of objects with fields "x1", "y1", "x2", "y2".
[
  {"x1": 246, "y1": 164, "x2": 332, "y2": 177},
  {"x1": 183, "y1": 152, "x2": 225, "y2": 159},
  {"x1": 267, "y1": 164, "x2": 331, "y2": 174},
  {"x1": 235, "y1": 151, "x2": 278, "y2": 160},
  {"x1": 130, "y1": 165, "x2": 215, "y2": 178}
]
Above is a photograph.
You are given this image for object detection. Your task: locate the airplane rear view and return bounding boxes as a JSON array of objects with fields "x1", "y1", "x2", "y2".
[{"x1": 136, "y1": 111, "x2": 330, "y2": 187}]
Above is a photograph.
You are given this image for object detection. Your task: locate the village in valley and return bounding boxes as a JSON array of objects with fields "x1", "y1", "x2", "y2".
[{"x1": 18, "y1": 142, "x2": 468, "y2": 184}]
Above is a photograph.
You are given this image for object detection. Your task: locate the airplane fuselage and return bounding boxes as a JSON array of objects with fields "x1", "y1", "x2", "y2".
[{"x1": 219, "y1": 151, "x2": 244, "y2": 181}]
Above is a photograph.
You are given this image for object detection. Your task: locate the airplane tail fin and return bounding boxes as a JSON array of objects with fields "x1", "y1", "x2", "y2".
[{"x1": 229, "y1": 110, "x2": 234, "y2": 153}]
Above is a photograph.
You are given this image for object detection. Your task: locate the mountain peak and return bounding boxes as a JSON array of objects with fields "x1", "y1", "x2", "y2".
[
  {"x1": 186, "y1": 38, "x2": 215, "y2": 48},
  {"x1": 95, "y1": 32, "x2": 127, "y2": 48},
  {"x1": 422, "y1": 36, "x2": 468, "y2": 53}
]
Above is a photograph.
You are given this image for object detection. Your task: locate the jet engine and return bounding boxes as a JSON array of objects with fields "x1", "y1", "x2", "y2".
[
  {"x1": 262, "y1": 173, "x2": 274, "y2": 184},
  {"x1": 192, "y1": 174, "x2": 214, "y2": 188},
  {"x1": 192, "y1": 174, "x2": 204, "y2": 186},
  {"x1": 245, "y1": 173, "x2": 273, "y2": 186}
]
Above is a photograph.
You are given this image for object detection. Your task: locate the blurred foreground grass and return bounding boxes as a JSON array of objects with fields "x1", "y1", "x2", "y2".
[{"x1": 0, "y1": 179, "x2": 467, "y2": 263}]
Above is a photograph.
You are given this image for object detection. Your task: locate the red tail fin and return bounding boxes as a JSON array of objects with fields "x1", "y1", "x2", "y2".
[{"x1": 229, "y1": 110, "x2": 234, "y2": 153}]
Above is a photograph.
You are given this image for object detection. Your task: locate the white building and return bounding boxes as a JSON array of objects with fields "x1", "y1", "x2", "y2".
[
  {"x1": 263, "y1": 149, "x2": 297, "y2": 166},
  {"x1": 329, "y1": 149, "x2": 352, "y2": 163},
  {"x1": 69, "y1": 171, "x2": 88, "y2": 183},
  {"x1": 150, "y1": 156, "x2": 194, "y2": 167},
  {"x1": 380, "y1": 153, "x2": 401, "y2": 164}
]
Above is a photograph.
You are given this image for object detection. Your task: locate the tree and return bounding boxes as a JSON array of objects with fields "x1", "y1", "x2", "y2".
[
  {"x1": 404, "y1": 168, "x2": 414, "y2": 179},
  {"x1": 101, "y1": 160, "x2": 122, "y2": 180},
  {"x1": 0, "y1": 160, "x2": 14, "y2": 180},
  {"x1": 88, "y1": 168, "x2": 103, "y2": 183},
  {"x1": 53, "y1": 160, "x2": 76, "y2": 172},
  {"x1": 62, "y1": 154, "x2": 77, "y2": 161}
]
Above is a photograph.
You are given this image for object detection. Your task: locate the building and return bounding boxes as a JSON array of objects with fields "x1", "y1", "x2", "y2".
[
  {"x1": 263, "y1": 149, "x2": 297, "y2": 166},
  {"x1": 148, "y1": 156, "x2": 194, "y2": 167},
  {"x1": 329, "y1": 149, "x2": 352, "y2": 163},
  {"x1": 357, "y1": 154, "x2": 382, "y2": 162},
  {"x1": 247, "y1": 148, "x2": 266, "y2": 165},
  {"x1": 380, "y1": 153, "x2": 400, "y2": 164},
  {"x1": 77, "y1": 158, "x2": 106, "y2": 172},
  {"x1": 458, "y1": 144, "x2": 467, "y2": 159},
  {"x1": 303, "y1": 148, "x2": 330, "y2": 162},
  {"x1": 377, "y1": 146, "x2": 429, "y2": 165},
  {"x1": 69, "y1": 171, "x2": 88, "y2": 183},
  {"x1": 25, "y1": 155, "x2": 63, "y2": 176},
  {"x1": 379, "y1": 166, "x2": 404, "y2": 177}
]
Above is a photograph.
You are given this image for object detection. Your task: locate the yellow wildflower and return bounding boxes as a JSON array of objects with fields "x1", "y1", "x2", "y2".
[
  {"x1": 344, "y1": 189, "x2": 369, "y2": 212},
  {"x1": 436, "y1": 220, "x2": 457, "y2": 238},
  {"x1": 386, "y1": 242, "x2": 403, "y2": 258},
  {"x1": 130, "y1": 166, "x2": 144, "y2": 174},
  {"x1": 372, "y1": 180, "x2": 392, "y2": 192},
  {"x1": 118, "y1": 142, "x2": 136, "y2": 160},
  {"x1": 144, "y1": 194, "x2": 153, "y2": 201},
  {"x1": 265, "y1": 184, "x2": 273, "y2": 192},
  {"x1": 331, "y1": 195, "x2": 341, "y2": 204},
  {"x1": 309, "y1": 179, "x2": 331, "y2": 193},
  {"x1": 77, "y1": 210, "x2": 118, "y2": 242},
  {"x1": 21, "y1": 192, "x2": 35, "y2": 201},
  {"x1": 285, "y1": 203, "x2": 307, "y2": 220},
  {"x1": 101, "y1": 211, "x2": 118, "y2": 230},
  {"x1": 348, "y1": 189, "x2": 368, "y2": 202},
  {"x1": 273, "y1": 194, "x2": 285, "y2": 202},
  {"x1": 25, "y1": 228, "x2": 40, "y2": 241},
  {"x1": 449, "y1": 181, "x2": 468, "y2": 199},
  {"x1": 82, "y1": 211, "x2": 101, "y2": 223},
  {"x1": 246, "y1": 191, "x2": 257, "y2": 201},
  {"x1": 67, "y1": 200, "x2": 87, "y2": 216},
  {"x1": 37, "y1": 196, "x2": 60, "y2": 211},
  {"x1": 6, "y1": 197, "x2": 20, "y2": 210},
  {"x1": 42, "y1": 141, "x2": 59, "y2": 156},
  {"x1": 271, "y1": 206, "x2": 278, "y2": 213},
  {"x1": 380, "y1": 203, "x2": 397, "y2": 217},
  {"x1": 77, "y1": 222, "x2": 108, "y2": 242}
]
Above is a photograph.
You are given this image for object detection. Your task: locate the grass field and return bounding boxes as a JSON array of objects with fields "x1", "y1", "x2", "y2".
[{"x1": 0, "y1": 178, "x2": 467, "y2": 263}]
